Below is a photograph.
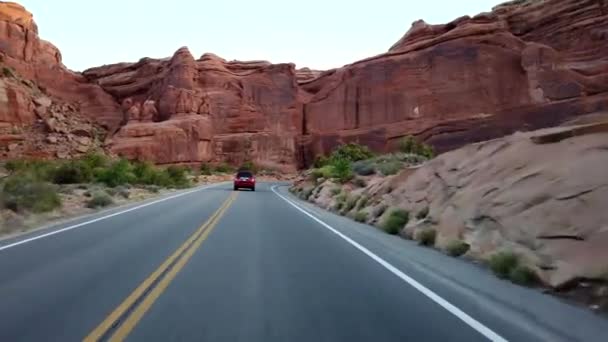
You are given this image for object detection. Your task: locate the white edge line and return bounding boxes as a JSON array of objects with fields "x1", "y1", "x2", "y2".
[
  {"x1": 271, "y1": 185, "x2": 508, "y2": 342},
  {"x1": 0, "y1": 182, "x2": 226, "y2": 252}
]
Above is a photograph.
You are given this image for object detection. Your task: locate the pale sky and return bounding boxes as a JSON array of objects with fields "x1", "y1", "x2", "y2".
[{"x1": 18, "y1": 0, "x2": 503, "y2": 72}]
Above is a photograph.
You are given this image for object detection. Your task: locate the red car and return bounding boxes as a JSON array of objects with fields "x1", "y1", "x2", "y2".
[{"x1": 233, "y1": 170, "x2": 256, "y2": 191}]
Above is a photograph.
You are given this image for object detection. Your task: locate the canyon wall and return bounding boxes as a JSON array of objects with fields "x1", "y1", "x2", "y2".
[{"x1": 1, "y1": 0, "x2": 607, "y2": 168}]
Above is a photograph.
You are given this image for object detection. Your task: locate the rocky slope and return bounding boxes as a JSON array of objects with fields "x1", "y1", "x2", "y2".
[
  {"x1": 1, "y1": 0, "x2": 607, "y2": 169},
  {"x1": 292, "y1": 119, "x2": 608, "y2": 307}
]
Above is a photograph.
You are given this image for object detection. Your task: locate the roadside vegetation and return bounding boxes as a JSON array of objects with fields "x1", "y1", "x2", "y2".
[
  {"x1": 0, "y1": 152, "x2": 197, "y2": 234},
  {"x1": 290, "y1": 137, "x2": 543, "y2": 291}
]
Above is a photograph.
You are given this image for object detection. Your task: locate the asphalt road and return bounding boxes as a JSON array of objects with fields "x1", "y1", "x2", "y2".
[{"x1": 0, "y1": 182, "x2": 607, "y2": 342}]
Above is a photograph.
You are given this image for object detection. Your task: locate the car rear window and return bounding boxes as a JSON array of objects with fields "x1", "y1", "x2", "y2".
[{"x1": 237, "y1": 171, "x2": 253, "y2": 178}]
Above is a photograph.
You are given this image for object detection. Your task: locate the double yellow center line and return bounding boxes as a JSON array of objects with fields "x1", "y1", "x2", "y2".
[{"x1": 84, "y1": 192, "x2": 238, "y2": 342}]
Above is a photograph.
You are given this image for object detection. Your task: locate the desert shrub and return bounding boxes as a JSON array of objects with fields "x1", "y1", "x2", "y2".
[
  {"x1": 310, "y1": 168, "x2": 325, "y2": 182},
  {"x1": 145, "y1": 185, "x2": 161, "y2": 193},
  {"x1": 446, "y1": 240, "x2": 470, "y2": 257},
  {"x1": 330, "y1": 143, "x2": 374, "y2": 162},
  {"x1": 382, "y1": 208, "x2": 409, "y2": 235},
  {"x1": 95, "y1": 159, "x2": 135, "y2": 187},
  {"x1": 489, "y1": 251, "x2": 519, "y2": 278},
  {"x1": 416, "y1": 207, "x2": 429, "y2": 220},
  {"x1": 333, "y1": 193, "x2": 347, "y2": 211},
  {"x1": 300, "y1": 188, "x2": 314, "y2": 200},
  {"x1": 333, "y1": 201, "x2": 344, "y2": 212},
  {"x1": 166, "y1": 165, "x2": 191, "y2": 188},
  {"x1": 330, "y1": 158, "x2": 353, "y2": 183},
  {"x1": 313, "y1": 155, "x2": 330, "y2": 168},
  {"x1": 81, "y1": 152, "x2": 109, "y2": 169},
  {"x1": 509, "y1": 265, "x2": 538, "y2": 286},
  {"x1": 214, "y1": 163, "x2": 233, "y2": 173},
  {"x1": 53, "y1": 160, "x2": 94, "y2": 184},
  {"x1": 1, "y1": 174, "x2": 61, "y2": 213},
  {"x1": 416, "y1": 229, "x2": 437, "y2": 246},
  {"x1": 356, "y1": 196, "x2": 369, "y2": 210},
  {"x1": 238, "y1": 161, "x2": 257, "y2": 172},
  {"x1": 398, "y1": 136, "x2": 435, "y2": 159},
  {"x1": 5, "y1": 159, "x2": 57, "y2": 182},
  {"x1": 115, "y1": 186, "x2": 130, "y2": 199},
  {"x1": 2, "y1": 67, "x2": 14, "y2": 78},
  {"x1": 376, "y1": 161, "x2": 402, "y2": 176},
  {"x1": 354, "y1": 211, "x2": 368, "y2": 223},
  {"x1": 132, "y1": 161, "x2": 163, "y2": 185},
  {"x1": 353, "y1": 177, "x2": 367, "y2": 188},
  {"x1": 200, "y1": 163, "x2": 212, "y2": 175},
  {"x1": 345, "y1": 195, "x2": 360, "y2": 212},
  {"x1": 86, "y1": 191, "x2": 114, "y2": 208},
  {"x1": 330, "y1": 187, "x2": 341, "y2": 196},
  {"x1": 352, "y1": 160, "x2": 376, "y2": 176}
]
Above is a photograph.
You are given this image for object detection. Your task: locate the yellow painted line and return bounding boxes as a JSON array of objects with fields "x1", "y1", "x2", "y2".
[{"x1": 83, "y1": 192, "x2": 237, "y2": 342}]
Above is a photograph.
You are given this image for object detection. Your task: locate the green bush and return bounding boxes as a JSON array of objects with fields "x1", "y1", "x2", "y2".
[
  {"x1": 200, "y1": 164, "x2": 212, "y2": 175},
  {"x1": 81, "y1": 152, "x2": 109, "y2": 169},
  {"x1": 330, "y1": 143, "x2": 374, "y2": 162},
  {"x1": 330, "y1": 158, "x2": 353, "y2": 183},
  {"x1": 238, "y1": 161, "x2": 257, "y2": 172},
  {"x1": 1, "y1": 174, "x2": 61, "y2": 213},
  {"x1": 310, "y1": 168, "x2": 326, "y2": 182},
  {"x1": 446, "y1": 240, "x2": 470, "y2": 257},
  {"x1": 382, "y1": 208, "x2": 409, "y2": 235},
  {"x1": 313, "y1": 155, "x2": 330, "y2": 168},
  {"x1": 398, "y1": 136, "x2": 435, "y2": 159},
  {"x1": 166, "y1": 165, "x2": 191, "y2": 188},
  {"x1": 95, "y1": 159, "x2": 135, "y2": 187},
  {"x1": 53, "y1": 160, "x2": 94, "y2": 184},
  {"x1": 416, "y1": 229, "x2": 437, "y2": 246},
  {"x1": 416, "y1": 207, "x2": 429, "y2": 220},
  {"x1": 353, "y1": 177, "x2": 367, "y2": 188},
  {"x1": 214, "y1": 163, "x2": 233, "y2": 173},
  {"x1": 509, "y1": 265, "x2": 538, "y2": 286},
  {"x1": 489, "y1": 251, "x2": 519, "y2": 278},
  {"x1": 352, "y1": 160, "x2": 376, "y2": 176},
  {"x1": 5, "y1": 159, "x2": 57, "y2": 182},
  {"x1": 376, "y1": 161, "x2": 402, "y2": 176},
  {"x1": 86, "y1": 191, "x2": 114, "y2": 208},
  {"x1": 354, "y1": 211, "x2": 368, "y2": 223}
]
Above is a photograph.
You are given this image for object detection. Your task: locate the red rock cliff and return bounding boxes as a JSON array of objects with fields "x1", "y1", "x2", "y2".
[
  {"x1": 1, "y1": 0, "x2": 607, "y2": 168},
  {"x1": 299, "y1": 0, "x2": 608, "y2": 165},
  {"x1": 83, "y1": 51, "x2": 302, "y2": 169}
]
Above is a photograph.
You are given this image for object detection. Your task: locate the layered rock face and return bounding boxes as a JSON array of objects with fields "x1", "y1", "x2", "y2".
[
  {"x1": 299, "y1": 0, "x2": 608, "y2": 164},
  {"x1": 83, "y1": 51, "x2": 302, "y2": 169},
  {"x1": 0, "y1": 2, "x2": 121, "y2": 130},
  {"x1": 1, "y1": 0, "x2": 607, "y2": 168}
]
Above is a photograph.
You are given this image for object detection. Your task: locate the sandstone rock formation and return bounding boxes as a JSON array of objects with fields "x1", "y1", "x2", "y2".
[
  {"x1": 1, "y1": 0, "x2": 607, "y2": 169},
  {"x1": 299, "y1": 0, "x2": 608, "y2": 165},
  {"x1": 0, "y1": 1, "x2": 121, "y2": 132},
  {"x1": 83, "y1": 50, "x2": 302, "y2": 169}
]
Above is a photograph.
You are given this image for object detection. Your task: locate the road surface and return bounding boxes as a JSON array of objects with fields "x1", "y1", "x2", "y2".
[{"x1": 0, "y1": 182, "x2": 607, "y2": 342}]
